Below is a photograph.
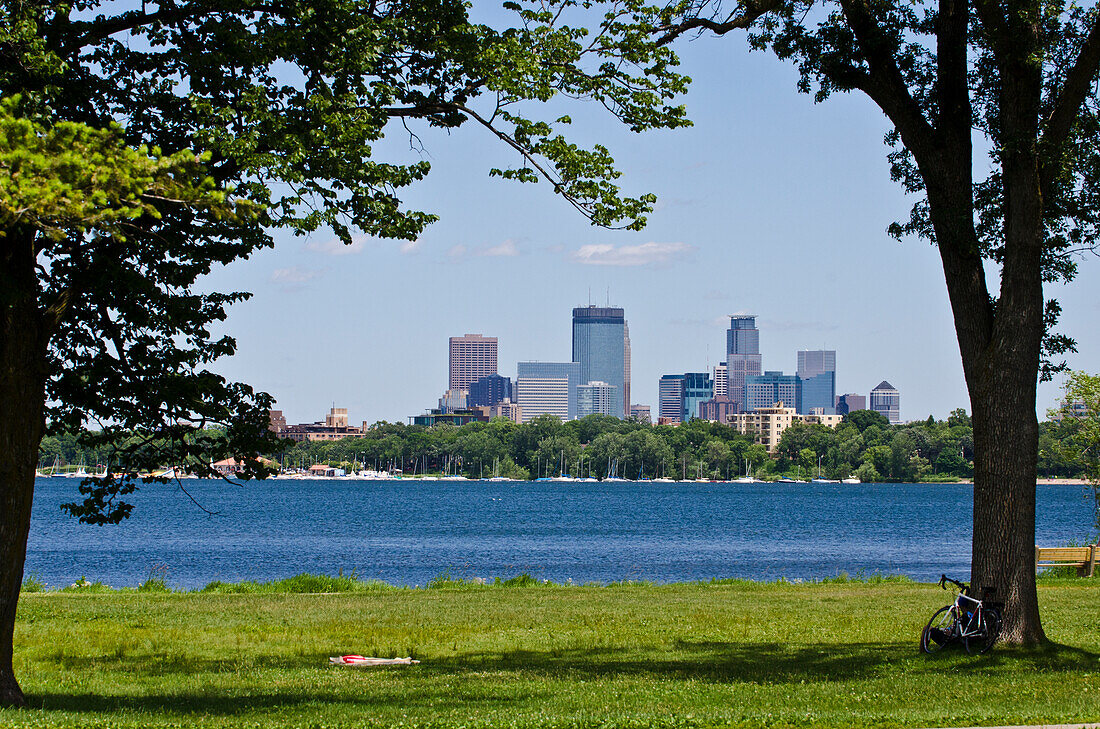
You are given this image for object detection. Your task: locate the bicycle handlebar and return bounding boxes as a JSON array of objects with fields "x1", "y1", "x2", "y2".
[{"x1": 939, "y1": 574, "x2": 968, "y2": 592}]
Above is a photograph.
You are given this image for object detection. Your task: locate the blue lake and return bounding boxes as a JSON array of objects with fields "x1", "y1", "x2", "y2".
[{"x1": 24, "y1": 478, "x2": 1095, "y2": 589}]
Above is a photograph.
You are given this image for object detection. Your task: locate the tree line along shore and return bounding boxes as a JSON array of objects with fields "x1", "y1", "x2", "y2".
[{"x1": 37, "y1": 408, "x2": 1093, "y2": 483}]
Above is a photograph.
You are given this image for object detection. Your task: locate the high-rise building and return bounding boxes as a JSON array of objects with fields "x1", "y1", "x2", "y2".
[
  {"x1": 577, "y1": 381, "x2": 618, "y2": 418},
  {"x1": 726, "y1": 315, "x2": 762, "y2": 409},
  {"x1": 797, "y1": 350, "x2": 836, "y2": 379},
  {"x1": 623, "y1": 321, "x2": 631, "y2": 418},
  {"x1": 796, "y1": 349, "x2": 837, "y2": 415},
  {"x1": 870, "y1": 381, "x2": 900, "y2": 423},
  {"x1": 713, "y1": 362, "x2": 728, "y2": 398},
  {"x1": 799, "y1": 372, "x2": 836, "y2": 415},
  {"x1": 572, "y1": 305, "x2": 628, "y2": 418},
  {"x1": 836, "y1": 393, "x2": 866, "y2": 416},
  {"x1": 438, "y1": 389, "x2": 468, "y2": 413},
  {"x1": 658, "y1": 374, "x2": 686, "y2": 423},
  {"x1": 468, "y1": 373, "x2": 512, "y2": 408},
  {"x1": 629, "y1": 404, "x2": 651, "y2": 423},
  {"x1": 449, "y1": 334, "x2": 498, "y2": 390},
  {"x1": 515, "y1": 361, "x2": 580, "y2": 422},
  {"x1": 699, "y1": 396, "x2": 737, "y2": 423},
  {"x1": 745, "y1": 371, "x2": 801, "y2": 412},
  {"x1": 682, "y1": 372, "x2": 714, "y2": 422}
]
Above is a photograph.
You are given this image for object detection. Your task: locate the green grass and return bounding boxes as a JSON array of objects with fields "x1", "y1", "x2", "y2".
[{"x1": 5, "y1": 578, "x2": 1100, "y2": 728}]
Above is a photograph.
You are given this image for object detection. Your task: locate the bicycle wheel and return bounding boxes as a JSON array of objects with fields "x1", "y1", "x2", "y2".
[
  {"x1": 964, "y1": 607, "x2": 1002, "y2": 655},
  {"x1": 921, "y1": 605, "x2": 957, "y2": 654}
]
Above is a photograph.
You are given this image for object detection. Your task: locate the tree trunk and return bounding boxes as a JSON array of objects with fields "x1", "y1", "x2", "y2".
[
  {"x1": 0, "y1": 233, "x2": 48, "y2": 708},
  {"x1": 969, "y1": 362, "x2": 1045, "y2": 644}
]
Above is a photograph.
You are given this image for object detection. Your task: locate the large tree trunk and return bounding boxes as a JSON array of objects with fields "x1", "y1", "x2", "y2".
[
  {"x1": 969, "y1": 359, "x2": 1045, "y2": 644},
  {"x1": 0, "y1": 232, "x2": 48, "y2": 707}
]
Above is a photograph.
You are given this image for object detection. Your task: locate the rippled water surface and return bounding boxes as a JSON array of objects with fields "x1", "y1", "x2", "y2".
[{"x1": 24, "y1": 478, "x2": 1094, "y2": 588}]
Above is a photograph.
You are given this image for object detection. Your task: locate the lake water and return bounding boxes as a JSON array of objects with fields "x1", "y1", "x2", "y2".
[{"x1": 24, "y1": 478, "x2": 1096, "y2": 589}]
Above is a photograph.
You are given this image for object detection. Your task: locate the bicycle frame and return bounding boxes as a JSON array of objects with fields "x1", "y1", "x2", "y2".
[{"x1": 951, "y1": 591, "x2": 987, "y2": 639}]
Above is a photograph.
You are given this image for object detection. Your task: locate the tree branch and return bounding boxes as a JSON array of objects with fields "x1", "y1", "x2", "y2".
[
  {"x1": 838, "y1": 0, "x2": 936, "y2": 160},
  {"x1": 654, "y1": 0, "x2": 783, "y2": 46},
  {"x1": 1040, "y1": 11, "x2": 1100, "y2": 196}
]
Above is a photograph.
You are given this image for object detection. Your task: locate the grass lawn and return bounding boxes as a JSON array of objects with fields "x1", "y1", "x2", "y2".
[{"x1": 3, "y1": 577, "x2": 1099, "y2": 728}]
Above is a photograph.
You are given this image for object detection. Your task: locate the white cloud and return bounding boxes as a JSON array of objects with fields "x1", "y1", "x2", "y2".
[
  {"x1": 479, "y1": 239, "x2": 520, "y2": 257},
  {"x1": 304, "y1": 237, "x2": 366, "y2": 256},
  {"x1": 400, "y1": 239, "x2": 421, "y2": 254},
  {"x1": 448, "y1": 244, "x2": 469, "y2": 258},
  {"x1": 270, "y1": 267, "x2": 324, "y2": 291},
  {"x1": 570, "y1": 241, "x2": 694, "y2": 267}
]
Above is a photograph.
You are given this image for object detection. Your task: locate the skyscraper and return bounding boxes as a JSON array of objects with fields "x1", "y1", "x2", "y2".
[
  {"x1": 449, "y1": 334, "x2": 497, "y2": 390},
  {"x1": 658, "y1": 374, "x2": 685, "y2": 423},
  {"x1": 682, "y1": 372, "x2": 714, "y2": 422},
  {"x1": 796, "y1": 350, "x2": 836, "y2": 379},
  {"x1": 713, "y1": 362, "x2": 728, "y2": 398},
  {"x1": 726, "y1": 315, "x2": 762, "y2": 410},
  {"x1": 797, "y1": 350, "x2": 837, "y2": 415},
  {"x1": 577, "y1": 381, "x2": 617, "y2": 417},
  {"x1": 623, "y1": 321, "x2": 631, "y2": 418},
  {"x1": 836, "y1": 393, "x2": 866, "y2": 416},
  {"x1": 468, "y1": 374, "x2": 512, "y2": 408},
  {"x1": 745, "y1": 371, "x2": 801, "y2": 412},
  {"x1": 515, "y1": 361, "x2": 580, "y2": 422},
  {"x1": 870, "y1": 381, "x2": 901, "y2": 423},
  {"x1": 572, "y1": 305, "x2": 629, "y2": 418}
]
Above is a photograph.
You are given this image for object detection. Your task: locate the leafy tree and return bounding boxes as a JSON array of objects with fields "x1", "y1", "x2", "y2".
[
  {"x1": 635, "y1": 0, "x2": 1100, "y2": 643},
  {"x1": 843, "y1": 409, "x2": 892, "y2": 433},
  {"x1": 1050, "y1": 371, "x2": 1100, "y2": 534},
  {"x1": 0, "y1": 0, "x2": 689, "y2": 705}
]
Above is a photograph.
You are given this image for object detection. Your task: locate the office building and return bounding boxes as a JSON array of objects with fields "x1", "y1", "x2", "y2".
[
  {"x1": 797, "y1": 350, "x2": 836, "y2": 379},
  {"x1": 515, "y1": 361, "x2": 580, "y2": 422},
  {"x1": 491, "y1": 399, "x2": 523, "y2": 423},
  {"x1": 836, "y1": 393, "x2": 866, "y2": 416},
  {"x1": 745, "y1": 371, "x2": 801, "y2": 412},
  {"x1": 658, "y1": 374, "x2": 685, "y2": 423},
  {"x1": 438, "y1": 388, "x2": 468, "y2": 413},
  {"x1": 623, "y1": 322, "x2": 631, "y2": 417},
  {"x1": 797, "y1": 350, "x2": 836, "y2": 414},
  {"x1": 870, "y1": 381, "x2": 901, "y2": 423},
  {"x1": 682, "y1": 372, "x2": 714, "y2": 422},
  {"x1": 699, "y1": 396, "x2": 737, "y2": 423},
  {"x1": 468, "y1": 373, "x2": 512, "y2": 408},
  {"x1": 572, "y1": 305, "x2": 629, "y2": 418},
  {"x1": 449, "y1": 334, "x2": 498, "y2": 390},
  {"x1": 412, "y1": 409, "x2": 484, "y2": 427},
  {"x1": 577, "y1": 381, "x2": 618, "y2": 418},
  {"x1": 799, "y1": 372, "x2": 836, "y2": 415},
  {"x1": 729, "y1": 403, "x2": 843, "y2": 453},
  {"x1": 1056, "y1": 400, "x2": 1091, "y2": 420},
  {"x1": 630, "y1": 404, "x2": 651, "y2": 423},
  {"x1": 727, "y1": 315, "x2": 762, "y2": 407},
  {"x1": 713, "y1": 362, "x2": 728, "y2": 399}
]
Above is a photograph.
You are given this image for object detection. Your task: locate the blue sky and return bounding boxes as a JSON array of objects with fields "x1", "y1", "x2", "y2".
[{"x1": 203, "y1": 8, "x2": 1099, "y2": 426}]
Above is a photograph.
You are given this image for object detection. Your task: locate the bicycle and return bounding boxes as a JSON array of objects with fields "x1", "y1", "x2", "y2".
[{"x1": 920, "y1": 574, "x2": 1003, "y2": 655}]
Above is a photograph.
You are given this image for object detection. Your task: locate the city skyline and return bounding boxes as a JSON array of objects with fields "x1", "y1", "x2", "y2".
[{"x1": 200, "y1": 13, "x2": 1097, "y2": 426}]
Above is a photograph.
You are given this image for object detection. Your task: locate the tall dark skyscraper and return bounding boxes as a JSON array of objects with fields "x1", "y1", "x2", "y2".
[
  {"x1": 726, "y1": 315, "x2": 762, "y2": 410},
  {"x1": 572, "y1": 305, "x2": 628, "y2": 418}
]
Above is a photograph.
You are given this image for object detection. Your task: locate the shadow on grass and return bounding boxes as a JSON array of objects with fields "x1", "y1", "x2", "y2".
[{"x1": 22, "y1": 640, "x2": 1100, "y2": 717}]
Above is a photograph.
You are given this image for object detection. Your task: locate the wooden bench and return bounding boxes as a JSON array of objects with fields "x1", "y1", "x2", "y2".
[{"x1": 1035, "y1": 545, "x2": 1097, "y2": 577}]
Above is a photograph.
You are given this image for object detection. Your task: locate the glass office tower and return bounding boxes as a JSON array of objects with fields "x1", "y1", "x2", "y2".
[
  {"x1": 572, "y1": 306, "x2": 627, "y2": 418},
  {"x1": 797, "y1": 350, "x2": 837, "y2": 414},
  {"x1": 726, "y1": 315, "x2": 762, "y2": 410}
]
